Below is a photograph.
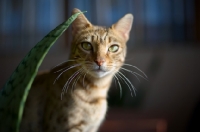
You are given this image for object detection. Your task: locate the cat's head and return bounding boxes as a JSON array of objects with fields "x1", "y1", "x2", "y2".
[{"x1": 70, "y1": 8, "x2": 133, "y2": 78}]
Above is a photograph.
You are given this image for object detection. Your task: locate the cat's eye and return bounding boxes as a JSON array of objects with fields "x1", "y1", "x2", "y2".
[
  {"x1": 81, "y1": 42, "x2": 92, "y2": 51},
  {"x1": 108, "y1": 45, "x2": 119, "y2": 52}
]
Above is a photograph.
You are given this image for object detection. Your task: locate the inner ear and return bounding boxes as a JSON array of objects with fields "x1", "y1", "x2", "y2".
[
  {"x1": 112, "y1": 14, "x2": 133, "y2": 41},
  {"x1": 72, "y1": 8, "x2": 92, "y2": 36}
]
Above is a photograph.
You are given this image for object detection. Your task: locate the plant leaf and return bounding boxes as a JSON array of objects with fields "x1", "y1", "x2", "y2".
[{"x1": 0, "y1": 11, "x2": 86, "y2": 132}]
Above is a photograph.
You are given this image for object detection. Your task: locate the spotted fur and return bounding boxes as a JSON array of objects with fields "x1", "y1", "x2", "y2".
[{"x1": 20, "y1": 8, "x2": 133, "y2": 132}]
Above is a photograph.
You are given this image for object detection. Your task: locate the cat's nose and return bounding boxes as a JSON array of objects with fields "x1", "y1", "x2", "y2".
[{"x1": 94, "y1": 58, "x2": 105, "y2": 66}]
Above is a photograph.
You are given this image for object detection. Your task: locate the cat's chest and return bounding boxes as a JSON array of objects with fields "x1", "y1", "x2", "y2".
[
  {"x1": 44, "y1": 86, "x2": 108, "y2": 131},
  {"x1": 51, "y1": 86, "x2": 108, "y2": 120}
]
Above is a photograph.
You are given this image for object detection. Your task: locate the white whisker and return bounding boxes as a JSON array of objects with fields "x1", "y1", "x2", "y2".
[
  {"x1": 63, "y1": 69, "x2": 82, "y2": 93},
  {"x1": 71, "y1": 70, "x2": 84, "y2": 93},
  {"x1": 118, "y1": 71, "x2": 136, "y2": 96},
  {"x1": 54, "y1": 63, "x2": 80, "y2": 73},
  {"x1": 116, "y1": 73, "x2": 133, "y2": 97},
  {"x1": 83, "y1": 71, "x2": 88, "y2": 88},
  {"x1": 61, "y1": 92, "x2": 64, "y2": 100},
  {"x1": 114, "y1": 74, "x2": 122, "y2": 98},
  {"x1": 53, "y1": 64, "x2": 81, "y2": 84},
  {"x1": 113, "y1": 76, "x2": 118, "y2": 89},
  {"x1": 52, "y1": 60, "x2": 76, "y2": 69},
  {"x1": 123, "y1": 63, "x2": 148, "y2": 78},
  {"x1": 121, "y1": 67, "x2": 148, "y2": 81},
  {"x1": 133, "y1": 72, "x2": 149, "y2": 81}
]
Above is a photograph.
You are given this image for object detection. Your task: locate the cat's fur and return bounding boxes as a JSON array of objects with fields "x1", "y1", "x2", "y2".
[{"x1": 20, "y1": 8, "x2": 133, "y2": 132}]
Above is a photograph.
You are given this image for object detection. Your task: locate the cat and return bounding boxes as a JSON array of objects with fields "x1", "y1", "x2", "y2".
[{"x1": 20, "y1": 8, "x2": 134, "y2": 132}]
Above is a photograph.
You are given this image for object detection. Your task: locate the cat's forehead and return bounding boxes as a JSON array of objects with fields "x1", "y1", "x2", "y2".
[{"x1": 82, "y1": 26, "x2": 120, "y2": 44}]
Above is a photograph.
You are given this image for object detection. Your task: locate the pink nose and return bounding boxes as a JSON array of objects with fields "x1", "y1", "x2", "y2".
[{"x1": 94, "y1": 58, "x2": 105, "y2": 66}]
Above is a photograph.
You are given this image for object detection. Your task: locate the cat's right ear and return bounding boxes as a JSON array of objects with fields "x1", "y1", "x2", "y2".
[{"x1": 71, "y1": 8, "x2": 92, "y2": 36}]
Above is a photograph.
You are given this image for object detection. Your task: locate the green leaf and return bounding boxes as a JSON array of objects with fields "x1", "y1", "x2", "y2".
[{"x1": 0, "y1": 11, "x2": 86, "y2": 132}]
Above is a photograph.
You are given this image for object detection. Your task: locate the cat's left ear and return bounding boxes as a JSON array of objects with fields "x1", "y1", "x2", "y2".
[{"x1": 112, "y1": 14, "x2": 133, "y2": 41}]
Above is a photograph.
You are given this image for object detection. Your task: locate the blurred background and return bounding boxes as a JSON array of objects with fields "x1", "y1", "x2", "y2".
[{"x1": 0, "y1": 0, "x2": 200, "y2": 132}]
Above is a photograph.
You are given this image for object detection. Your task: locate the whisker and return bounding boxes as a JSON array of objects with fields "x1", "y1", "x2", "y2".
[
  {"x1": 54, "y1": 68, "x2": 65, "y2": 73},
  {"x1": 52, "y1": 60, "x2": 76, "y2": 69},
  {"x1": 106, "y1": 65, "x2": 119, "y2": 68},
  {"x1": 61, "y1": 92, "x2": 64, "y2": 100},
  {"x1": 120, "y1": 67, "x2": 149, "y2": 82},
  {"x1": 54, "y1": 60, "x2": 94, "y2": 73},
  {"x1": 116, "y1": 73, "x2": 133, "y2": 97},
  {"x1": 54, "y1": 63, "x2": 81, "y2": 73},
  {"x1": 71, "y1": 70, "x2": 84, "y2": 93},
  {"x1": 133, "y1": 72, "x2": 149, "y2": 81},
  {"x1": 118, "y1": 71, "x2": 136, "y2": 96},
  {"x1": 53, "y1": 59, "x2": 93, "y2": 73},
  {"x1": 83, "y1": 70, "x2": 89, "y2": 88},
  {"x1": 61, "y1": 69, "x2": 82, "y2": 99},
  {"x1": 63, "y1": 69, "x2": 82, "y2": 93},
  {"x1": 123, "y1": 63, "x2": 148, "y2": 78},
  {"x1": 114, "y1": 74, "x2": 122, "y2": 99},
  {"x1": 113, "y1": 76, "x2": 118, "y2": 89},
  {"x1": 54, "y1": 64, "x2": 81, "y2": 84}
]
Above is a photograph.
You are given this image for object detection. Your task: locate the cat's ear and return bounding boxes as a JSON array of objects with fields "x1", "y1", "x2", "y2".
[
  {"x1": 71, "y1": 8, "x2": 92, "y2": 35},
  {"x1": 112, "y1": 14, "x2": 133, "y2": 41}
]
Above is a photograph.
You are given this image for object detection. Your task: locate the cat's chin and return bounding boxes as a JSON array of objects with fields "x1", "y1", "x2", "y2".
[{"x1": 90, "y1": 70, "x2": 112, "y2": 78}]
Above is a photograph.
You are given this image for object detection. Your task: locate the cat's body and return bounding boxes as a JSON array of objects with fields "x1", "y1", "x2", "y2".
[{"x1": 20, "y1": 8, "x2": 133, "y2": 132}]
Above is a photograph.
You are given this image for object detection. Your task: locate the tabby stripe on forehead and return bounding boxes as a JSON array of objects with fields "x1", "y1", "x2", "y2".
[
  {"x1": 109, "y1": 37, "x2": 112, "y2": 43},
  {"x1": 91, "y1": 35, "x2": 95, "y2": 42},
  {"x1": 96, "y1": 35, "x2": 98, "y2": 41},
  {"x1": 104, "y1": 29, "x2": 108, "y2": 40},
  {"x1": 79, "y1": 30, "x2": 93, "y2": 36},
  {"x1": 100, "y1": 38, "x2": 103, "y2": 43}
]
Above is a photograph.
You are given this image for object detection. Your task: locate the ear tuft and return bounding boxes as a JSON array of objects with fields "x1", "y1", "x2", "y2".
[
  {"x1": 71, "y1": 8, "x2": 92, "y2": 36},
  {"x1": 112, "y1": 14, "x2": 133, "y2": 41}
]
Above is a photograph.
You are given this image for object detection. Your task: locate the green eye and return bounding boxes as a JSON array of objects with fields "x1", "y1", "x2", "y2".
[
  {"x1": 108, "y1": 45, "x2": 119, "y2": 52},
  {"x1": 81, "y1": 42, "x2": 92, "y2": 51}
]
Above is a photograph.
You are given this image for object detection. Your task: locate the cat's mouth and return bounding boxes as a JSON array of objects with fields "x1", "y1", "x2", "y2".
[
  {"x1": 89, "y1": 66, "x2": 113, "y2": 78},
  {"x1": 92, "y1": 67, "x2": 106, "y2": 72},
  {"x1": 82, "y1": 64, "x2": 114, "y2": 78}
]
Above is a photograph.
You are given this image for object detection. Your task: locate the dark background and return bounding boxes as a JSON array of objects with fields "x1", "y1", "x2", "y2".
[{"x1": 0, "y1": 0, "x2": 200, "y2": 132}]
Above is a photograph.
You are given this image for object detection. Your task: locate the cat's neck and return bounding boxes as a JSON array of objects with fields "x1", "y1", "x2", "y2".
[{"x1": 52, "y1": 69, "x2": 114, "y2": 101}]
